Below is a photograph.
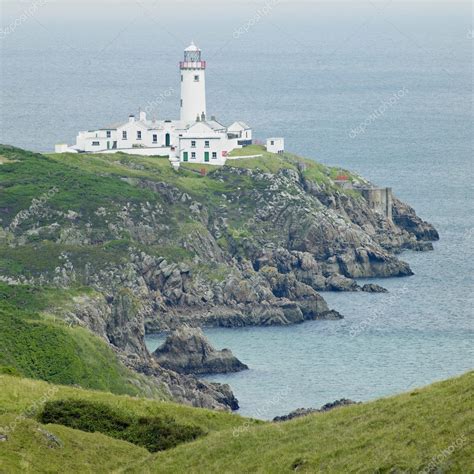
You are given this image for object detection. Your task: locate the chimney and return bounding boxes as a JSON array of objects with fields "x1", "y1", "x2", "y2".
[
  {"x1": 129, "y1": 114, "x2": 135, "y2": 123},
  {"x1": 139, "y1": 110, "x2": 146, "y2": 121},
  {"x1": 211, "y1": 115, "x2": 216, "y2": 121},
  {"x1": 201, "y1": 112, "x2": 206, "y2": 122}
]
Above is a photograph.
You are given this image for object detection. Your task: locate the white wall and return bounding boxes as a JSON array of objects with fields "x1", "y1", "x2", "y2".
[
  {"x1": 180, "y1": 65, "x2": 207, "y2": 123},
  {"x1": 116, "y1": 121, "x2": 149, "y2": 150},
  {"x1": 267, "y1": 138, "x2": 285, "y2": 154},
  {"x1": 179, "y1": 137, "x2": 227, "y2": 165},
  {"x1": 99, "y1": 147, "x2": 171, "y2": 157}
]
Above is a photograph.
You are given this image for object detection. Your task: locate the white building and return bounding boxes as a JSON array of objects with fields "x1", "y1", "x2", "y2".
[
  {"x1": 266, "y1": 137, "x2": 285, "y2": 154},
  {"x1": 56, "y1": 42, "x2": 282, "y2": 166}
]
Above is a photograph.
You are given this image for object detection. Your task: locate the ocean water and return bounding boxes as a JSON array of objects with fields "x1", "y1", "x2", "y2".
[{"x1": 1, "y1": 2, "x2": 472, "y2": 419}]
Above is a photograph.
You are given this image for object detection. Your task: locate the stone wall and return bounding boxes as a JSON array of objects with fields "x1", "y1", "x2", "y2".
[{"x1": 360, "y1": 187, "x2": 393, "y2": 221}]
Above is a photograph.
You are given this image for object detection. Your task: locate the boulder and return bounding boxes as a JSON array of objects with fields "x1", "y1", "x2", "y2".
[
  {"x1": 153, "y1": 326, "x2": 248, "y2": 375},
  {"x1": 361, "y1": 283, "x2": 388, "y2": 293},
  {"x1": 325, "y1": 274, "x2": 360, "y2": 292}
]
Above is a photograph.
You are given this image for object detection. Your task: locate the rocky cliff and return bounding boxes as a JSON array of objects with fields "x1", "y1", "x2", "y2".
[{"x1": 0, "y1": 145, "x2": 438, "y2": 410}]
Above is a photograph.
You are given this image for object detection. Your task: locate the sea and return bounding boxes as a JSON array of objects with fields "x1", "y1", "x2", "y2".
[{"x1": 1, "y1": 1, "x2": 472, "y2": 419}]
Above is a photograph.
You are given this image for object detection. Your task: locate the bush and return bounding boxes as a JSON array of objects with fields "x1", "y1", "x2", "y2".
[
  {"x1": 38, "y1": 400, "x2": 204, "y2": 452},
  {"x1": 0, "y1": 366, "x2": 21, "y2": 376}
]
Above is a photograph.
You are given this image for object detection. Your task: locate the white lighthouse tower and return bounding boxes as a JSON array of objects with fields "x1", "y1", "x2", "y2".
[{"x1": 180, "y1": 41, "x2": 207, "y2": 123}]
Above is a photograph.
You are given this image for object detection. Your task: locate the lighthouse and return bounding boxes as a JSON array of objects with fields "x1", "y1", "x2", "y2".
[
  {"x1": 180, "y1": 41, "x2": 207, "y2": 123},
  {"x1": 62, "y1": 41, "x2": 260, "y2": 165}
]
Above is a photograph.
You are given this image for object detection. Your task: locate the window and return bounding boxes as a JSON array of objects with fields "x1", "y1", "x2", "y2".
[
  {"x1": 271, "y1": 140, "x2": 275, "y2": 145},
  {"x1": 137, "y1": 131, "x2": 142, "y2": 140},
  {"x1": 181, "y1": 75, "x2": 183, "y2": 82},
  {"x1": 92, "y1": 141, "x2": 100, "y2": 146},
  {"x1": 106, "y1": 131, "x2": 111, "y2": 138},
  {"x1": 180, "y1": 99, "x2": 183, "y2": 107},
  {"x1": 122, "y1": 131, "x2": 127, "y2": 140},
  {"x1": 191, "y1": 140, "x2": 196, "y2": 148},
  {"x1": 204, "y1": 140, "x2": 210, "y2": 148},
  {"x1": 191, "y1": 152, "x2": 196, "y2": 159},
  {"x1": 194, "y1": 75, "x2": 200, "y2": 82},
  {"x1": 152, "y1": 134, "x2": 157, "y2": 143},
  {"x1": 212, "y1": 152, "x2": 217, "y2": 159}
]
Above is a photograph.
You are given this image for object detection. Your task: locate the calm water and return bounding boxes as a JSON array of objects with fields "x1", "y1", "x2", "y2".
[{"x1": 1, "y1": 2, "x2": 472, "y2": 418}]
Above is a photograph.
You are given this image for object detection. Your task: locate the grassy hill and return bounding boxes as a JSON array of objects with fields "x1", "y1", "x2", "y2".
[
  {"x1": 0, "y1": 374, "x2": 255, "y2": 473},
  {"x1": 0, "y1": 372, "x2": 472, "y2": 473},
  {"x1": 0, "y1": 283, "x2": 167, "y2": 399}
]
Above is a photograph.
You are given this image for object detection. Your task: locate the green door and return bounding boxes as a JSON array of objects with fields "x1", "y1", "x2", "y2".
[
  {"x1": 204, "y1": 152, "x2": 210, "y2": 162},
  {"x1": 166, "y1": 133, "x2": 171, "y2": 147},
  {"x1": 183, "y1": 152, "x2": 188, "y2": 162}
]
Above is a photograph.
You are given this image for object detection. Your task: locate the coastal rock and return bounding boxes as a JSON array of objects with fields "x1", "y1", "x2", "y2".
[
  {"x1": 361, "y1": 283, "x2": 388, "y2": 293},
  {"x1": 122, "y1": 350, "x2": 240, "y2": 411},
  {"x1": 152, "y1": 327, "x2": 248, "y2": 375},
  {"x1": 392, "y1": 198, "x2": 439, "y2": 242},
  {"x1": 318, "y1": 398, "x2": 359, "y2": 412},
  {"x1": 325, "y1": 274, "x2": 360, "y2": 292},
  {"x1": 107, "y1": 288, "x2": 148, "y2": 358},
  {"x1": 273, "y1": 398, "x2": 358, "y2": 422}
]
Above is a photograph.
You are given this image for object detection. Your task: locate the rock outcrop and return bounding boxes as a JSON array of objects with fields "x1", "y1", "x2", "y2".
[
  {"x1": 392, "y1": 198, "x2": 440, "y2": 242},
  {"x1": 122, "y1": 350, "x2": 240, "y2": 410},
  {"x1": 273, "y1": 399, "x2": 358, "y2": 422},
  {"x1": 152, "y1": 327, "x2": 248, "y2": 375}
]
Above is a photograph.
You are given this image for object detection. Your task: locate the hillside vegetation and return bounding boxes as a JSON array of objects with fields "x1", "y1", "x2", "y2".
[
  {"x1": 0, "y1": 372, "x2": 472, "y2": 473},
  {"x1": 0, "y1": 145, "x2": 361, "y2": 282},
  {"x1": 0, "y1": 283, "x2": 167, "y2": 398}
]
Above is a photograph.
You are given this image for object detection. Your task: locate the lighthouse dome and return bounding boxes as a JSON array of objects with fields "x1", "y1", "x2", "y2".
[{"x1": 185, "y1": 41, "x2": 200, "y2": 52}]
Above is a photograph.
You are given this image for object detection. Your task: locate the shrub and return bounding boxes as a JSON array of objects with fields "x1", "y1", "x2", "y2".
[
  {"x1": 0, "y1": 366, "x2": 21, "y2": 376},
  {"x1": 38, "y1": 400, "x2": 204, "y2": 452}
]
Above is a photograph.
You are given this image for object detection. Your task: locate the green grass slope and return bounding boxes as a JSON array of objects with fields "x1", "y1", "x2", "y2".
[
  {"x1": 0, "y1": 374, "x2": 253, "y2": 473},
  {"x1": 0, "y1": 375, "x2": 252, "y2": 432},
  {"x1": 0, "y1": 284, "x2": 166, "y2": 399},
  {"x1": 140, "y1": 372, "x2": 473, "y2": 473},
  {"x1": 0, "y1": 415, "x2": 148, "y2": 474},
  {"x1": 0, "y1": 373, "x2": 472, "y2": 473}
]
